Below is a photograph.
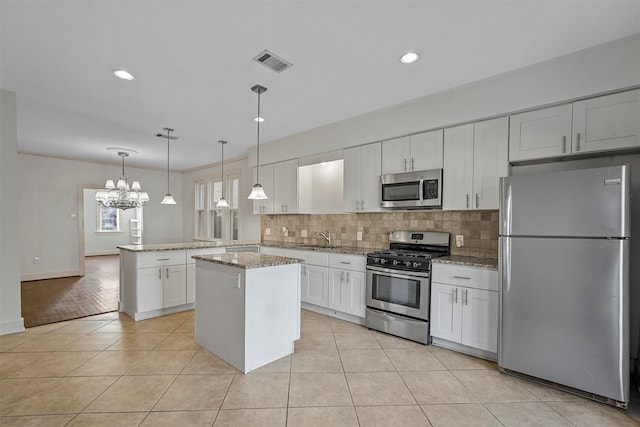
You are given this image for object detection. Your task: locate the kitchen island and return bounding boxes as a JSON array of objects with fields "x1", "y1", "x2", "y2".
[{"x1": 193, "y1": 252, "x2": 302, "y2": 373}]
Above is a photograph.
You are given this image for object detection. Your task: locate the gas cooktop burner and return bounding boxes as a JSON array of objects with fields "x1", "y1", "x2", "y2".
[{"x1": 366, "y1": 230, "x2": 450, "y2": 273}]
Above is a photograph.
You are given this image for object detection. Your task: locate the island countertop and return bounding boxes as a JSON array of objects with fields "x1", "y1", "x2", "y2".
[
  {"x1": 192, "y1": 252, "x2": 303, "y2": 269},
  {"x1": 118, "y1": 241, "x2": 260, "y2": 252}
]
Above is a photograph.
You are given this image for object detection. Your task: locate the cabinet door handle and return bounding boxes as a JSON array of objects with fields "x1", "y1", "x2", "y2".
[
  {"x1": 340, "y1": 261, "x2": 351, "y2": 265},
  {"x1": 404, "y1": 158, "x2": 408, "y2": 172},
  {"x1": 454, "y1": 288, "x2": 458, "y2": 303},
  {"x1": 453, "y1": 275, "x2": 471, "y2": 280},
  {"x1": 157, "y1": 258, "x2": 170, "y2": 261},
  {"x1": 302, "y1": 265, "x2": 306, "y2": 276},
  {"x1": 284, "y1": 204, "x2": 288, "y2": 212},
  {"x1": 576, "y1": 132, "x2": 581, "y2": 151},
  {"x1": 475, "y1": 193, "x2": 479, "y2": 209},
  {"x1": 158, "y1": 268, "x2": 162, "y2": 280},
  {"x1": 411, "y1": 157, "x2": 415, "y2": 171},
  {"x1": 166, "y1": 268, "x2": 169, "y2": 279},
  {"x1": 562, "y1": 135, "x2": 567, "y2": 153},
  {"x1": 464, "y1": 289, "x2": 468, "y2": 306},
  {"x1": 340, "y1": 271, "x2": 345, "y2": 282},
  {"x1": 466, "y1": 194, "x2": 470, "y2": 209},
  {"x1": 346, "y1": 272, "x2": 350, "y2": 282}
]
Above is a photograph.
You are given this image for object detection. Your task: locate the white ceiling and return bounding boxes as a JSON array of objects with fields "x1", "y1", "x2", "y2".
[{"x1": 2, "y1": 1, "x2": 639, "y2": 171}]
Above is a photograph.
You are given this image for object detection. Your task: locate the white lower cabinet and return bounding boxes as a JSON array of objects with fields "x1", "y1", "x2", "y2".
[
  {"x1": 328, "y1": 268, "x2": 365, "y2": 317},
  {"x1": 277, "y1": 247, "x2": 366, "y2": 321},
  {"x1": 302, "y1": 264, "x2": 329, "y2": 307},
  {"x1": 430, "y1": 264, "x2": 499, "y2": 354},
  {"x1": 137, "y1": 266, "x2": 165, "y2": 313}
]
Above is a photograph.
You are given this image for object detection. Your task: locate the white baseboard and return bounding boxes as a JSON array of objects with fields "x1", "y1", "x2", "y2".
[
  {"x1": 0, "y1": 317, "x2": 25, "y2": 335},
  {"x1": 85, "y1": 250, "x2": 119, "y2": 256},
  {"x1": 300, "y1": 303, "x2": 365, "y2": 325},
  {"x1": 21, "y1": 269, "x2": 82, "y2": 282}
]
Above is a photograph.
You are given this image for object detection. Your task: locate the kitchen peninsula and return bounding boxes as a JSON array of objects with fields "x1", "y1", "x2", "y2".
[
  {"x1": 193, "y1": 252, "x2": 302, "y2": 373},
  {"x1": 118, "y1": 241, "x2": 259, "y2": 321}
]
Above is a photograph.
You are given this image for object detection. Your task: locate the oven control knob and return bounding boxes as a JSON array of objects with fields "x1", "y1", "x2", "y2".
[
  {"x1": 413, "y1": 262, "x2": 421, "y2": 268},
  {"x1": 380, "y1": 259, "x2": 387, "y2": 265},
  {"x1": 392, "y1": 260, "x2": 400, "y2": 266},
  {"x1": 404, "y1": 261, "x2": 412, "y2": 267}
]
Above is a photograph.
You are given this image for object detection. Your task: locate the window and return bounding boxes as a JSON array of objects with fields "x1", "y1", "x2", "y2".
[
  {"x1": 97, "y1": 205, "x2": 119, "y2": 232},
  {"x1": 194, "y1": 172, "x2": 239, "y2": 240}
]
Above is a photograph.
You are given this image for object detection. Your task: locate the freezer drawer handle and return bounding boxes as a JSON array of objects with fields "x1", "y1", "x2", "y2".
[{"x1": 604, "y1": 178, "x2": 622, "y2": 186}]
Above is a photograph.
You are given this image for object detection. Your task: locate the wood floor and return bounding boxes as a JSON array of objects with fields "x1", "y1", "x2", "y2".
[{"x1": 20, "y1": 255, "x2": 119, "y2": 328}]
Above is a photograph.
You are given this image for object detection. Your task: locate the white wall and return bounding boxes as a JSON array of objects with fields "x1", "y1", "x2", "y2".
[
  {"x1": 0, "y1": 90, "x2": 24, "y2": 335},
  {"x1": 19, "y1": 153, "x2": 184, "y2": 280},
  {"x1": 250, "y1": 34, "x2": 640, "y2": 166},
  {"x1": 181, "y1": 156, "x2": 260, "y2": 242},
  {"x1": 83, "y1": 188, "x2": 137, "y2": 255}
]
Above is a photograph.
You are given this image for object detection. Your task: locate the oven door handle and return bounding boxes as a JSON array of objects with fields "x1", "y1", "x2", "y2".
[{"x1": 366, "y1": 265, "x2": 430, "y2": 279}]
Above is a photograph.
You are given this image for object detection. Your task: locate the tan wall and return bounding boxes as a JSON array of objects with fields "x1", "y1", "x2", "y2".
[{"x1": 261, "y1": 210, "x2": 499, "y2": 259}]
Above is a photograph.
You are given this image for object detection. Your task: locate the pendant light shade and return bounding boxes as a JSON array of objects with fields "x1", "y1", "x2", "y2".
[
  {"x1": 156, "y1": 127, "x2": 178, "y2": 205},
  {"x1": 248, "y1": 84, "x2": 268, "y2": 200},
  {"x1": 216, "y1": 140, "x2": 230, "y2": 208}
]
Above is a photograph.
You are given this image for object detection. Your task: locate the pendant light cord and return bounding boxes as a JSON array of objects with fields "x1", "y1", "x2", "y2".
[
  {"x1": 121, "y1": 153, "x2": 125, "y2": 179},
  {"x1": 221, "y1": 141, "x2": 225, "y2": 199},
  {"x1": 256, "y1": 90, "x2": 261, "y2": 183},
  {"x1": 166, "y1": 131, "x2": 170, "y2": 193}
]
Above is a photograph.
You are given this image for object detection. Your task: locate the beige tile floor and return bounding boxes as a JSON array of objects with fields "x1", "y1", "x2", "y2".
[{"x1": 1, "y1": 309, "x2": 638, "y2": 426}]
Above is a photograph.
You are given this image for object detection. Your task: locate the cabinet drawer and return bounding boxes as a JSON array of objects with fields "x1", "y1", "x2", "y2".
[
  {"x1": 137, "y1": 251, "x2": 186, "y2": 269},
  {"x1": 329, "y1": 253, "x2": 365, "y2": 271},
  {"x1": 432, "y1": 264, "x2": 498, "y2": 292},
  {"x1": 282, "y1": 249, "x2": 329, "y2": 266},
  {"x1": 186, "y1": 248, "x2": 225, "y2": 264}
]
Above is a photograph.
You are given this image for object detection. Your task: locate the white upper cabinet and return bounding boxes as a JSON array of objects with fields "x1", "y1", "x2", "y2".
[
  {"x1": 252, "y1": 164, "x2": 274, "y2": 214},
  {"x1": 510, "y1": 89, "x2": 640, "y2": 163},
  {"x1": 472, "y1": 117, "x2": 509, "y2": 210},
  {"x1": 509, "y1": 104, "x2": 573, "y2": 162},
  {"x1": 572, "y1": 89, "x2": 640, "y2": 154},
  {"x1": 443, "y1": 118, "x2": 508, "y2": 210},
  {"x1": 273, "y1": 159, "x2": 298, "y2": 214},
  {"x1": 382, "y1": 129, "x2": 443, "y2": 174},
  {"x1": 443, "y1": 124, "x2": 474, "y2": 211},
  {"x1": 253, "y1": 159, "x2": 298, "y2": 215},
  {"x1": 343, "y1": 142, "x2": 382, "y2": 212}
]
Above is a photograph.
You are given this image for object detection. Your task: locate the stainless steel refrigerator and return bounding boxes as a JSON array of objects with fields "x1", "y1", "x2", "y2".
[{"x1": 499, "y1": 165, "x2": 630, "y2": 407}]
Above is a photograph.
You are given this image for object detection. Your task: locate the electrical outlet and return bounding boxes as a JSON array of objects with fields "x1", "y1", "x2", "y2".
[
  {"x1": 265, "y1": 228, "x2": 271, "y2": 236},
  {"x1": 282, "y1": 227, "x2": 289, "y2": 237},
  {"x1": 356, "y1": 231, "x2": 363, "y2": 241},
  {"x1": 455, "y1": 235, "x2": 464, "y2": 248},
  {"x1": 301, "y1": 229, "x2": 307, "y2": 238},
  {"x1": 34, "y1": 257, "x2": 40, "y2": 264}
]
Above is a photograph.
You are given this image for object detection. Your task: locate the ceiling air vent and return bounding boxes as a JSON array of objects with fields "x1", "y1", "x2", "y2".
[{"x1": 253, "y1": 50, "x2": 293, "y2": 73}]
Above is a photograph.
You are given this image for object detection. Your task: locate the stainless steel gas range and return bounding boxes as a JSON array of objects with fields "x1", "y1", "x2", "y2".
[{"x1": 365, "y1": 231, "x2": 450, "y2": 344}]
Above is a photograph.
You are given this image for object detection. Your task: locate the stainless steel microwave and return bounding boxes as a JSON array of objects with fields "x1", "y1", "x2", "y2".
[{"x1": 380, "y1": 169, "x2": 443, "y2": 209}]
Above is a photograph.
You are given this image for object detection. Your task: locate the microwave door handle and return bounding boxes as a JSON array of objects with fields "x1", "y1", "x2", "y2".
[{"x1": 418, "y1": 179, "x2": 424, "y2": 203}]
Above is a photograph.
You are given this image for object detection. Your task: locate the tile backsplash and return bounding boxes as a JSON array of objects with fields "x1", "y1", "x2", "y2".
[{"x1": 261, "y1": 210, "x2": 499, "y2": 259}]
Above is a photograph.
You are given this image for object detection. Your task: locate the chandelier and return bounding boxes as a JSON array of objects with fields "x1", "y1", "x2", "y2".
[{"x1": 95, "y1": 151, "x2": 149, "y2": 210}]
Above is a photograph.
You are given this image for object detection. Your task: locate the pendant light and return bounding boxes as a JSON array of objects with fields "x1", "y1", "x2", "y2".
[
  {"x1": 156, "y1": 127, "x2": 178, "y2": 205},
  {"x1": 216, "y1": 140, "x2": 230, "y2": 208},
  {"x1": 248, "y1": 84, "x2": 268, "y2": 200}
]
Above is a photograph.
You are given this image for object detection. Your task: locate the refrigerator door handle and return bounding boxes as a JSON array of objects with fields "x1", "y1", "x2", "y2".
[{"x1": 576, "y1": 132, "x2": 581, "y2": 151}]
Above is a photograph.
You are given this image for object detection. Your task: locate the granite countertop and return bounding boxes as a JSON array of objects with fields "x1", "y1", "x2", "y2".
[
  {"x1": 192, "y1": 253, "x2": 303, "y2": 269},
  {"x1": 118, "y1": 241, "x2": 260, "y2": 252},
  {"x1": 261, "y1": 243, "x2": 374, "y2": 256},
  {"x1": 432, "y1": 256, "x2": 498, "y2": 270}
]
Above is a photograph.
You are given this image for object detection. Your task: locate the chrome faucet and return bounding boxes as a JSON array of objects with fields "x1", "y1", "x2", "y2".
[{"x1": 317, "y1": 230, "x2": 332, "y2": 247}]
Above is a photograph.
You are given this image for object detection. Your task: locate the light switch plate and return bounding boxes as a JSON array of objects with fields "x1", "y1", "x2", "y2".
[
  {"x1": 301, "y1": 229, "x2": 307, "y2": 238},
  {"x1": 356, "y1": 231, "x2": 363, "y2": 241},
  {"x1": 455, "y1": 235, "x2": 464, "y2": 247},
  {"x1": 265, "y1": 228, "x2": 271, "y2": 236}
]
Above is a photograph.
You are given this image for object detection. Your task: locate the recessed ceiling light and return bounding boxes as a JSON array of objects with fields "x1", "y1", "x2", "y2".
[
  {"x1": 254, "y1": 117, "x2": 265, "y2": 122},
  {"x1": 113, "y1": 69, "x2": 135, "y2": 80},
  {"x1": 400, "y1": 52, "x2": 420, "y2": 64}
]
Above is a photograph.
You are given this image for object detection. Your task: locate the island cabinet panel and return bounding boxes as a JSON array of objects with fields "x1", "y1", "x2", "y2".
[
  {"x1": 186, "y1": 247, "x2": 226, "y2": 304},
  {"x1": 195, "y1": 260, "x2": 300, "y2": 373},
  {"x1": 137, "y1": 267, "x2": 164, "y2": 313}
]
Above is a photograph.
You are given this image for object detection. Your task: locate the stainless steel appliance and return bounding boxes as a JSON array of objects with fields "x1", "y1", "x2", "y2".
[
  {"x1": 499, "y1": 165, "x2": 630, "y2": 408},
  {"x1": 380, "y1": 169, "x2": 443, "y2": 209},
  {"x1": 366, "y1": 231, "x2": 450, "y2": 344}
]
